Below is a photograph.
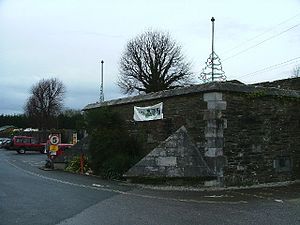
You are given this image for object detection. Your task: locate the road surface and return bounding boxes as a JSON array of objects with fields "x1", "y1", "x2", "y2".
[{"x1": 1, "y1": 149, "x2": 300, "y2": 225}]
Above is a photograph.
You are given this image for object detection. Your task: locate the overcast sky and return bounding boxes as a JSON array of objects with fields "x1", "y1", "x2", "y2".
[{"x1": 1, "y1": 0, "x2": 300, "y2": 115}]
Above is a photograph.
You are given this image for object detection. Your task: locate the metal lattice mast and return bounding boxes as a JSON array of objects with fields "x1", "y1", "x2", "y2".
[
  {"x1": 200, "y1": 17, "x2": 226, "y2": 83},
  {"x1": 99, "y1": 60, "x2": 104, "y2": 102}
]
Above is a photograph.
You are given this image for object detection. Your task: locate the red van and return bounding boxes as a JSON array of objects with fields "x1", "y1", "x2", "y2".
[{"x1": 11, "y1": 136, "x2": 45, "y2": 154}]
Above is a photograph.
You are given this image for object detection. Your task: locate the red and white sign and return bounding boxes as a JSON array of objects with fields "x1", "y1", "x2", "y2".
[{"x1": 49, "y1": 134, "x2": 60, "y2": 145}]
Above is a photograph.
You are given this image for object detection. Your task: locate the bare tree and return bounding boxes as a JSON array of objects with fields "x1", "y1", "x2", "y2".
[
  {"x1": 292, "y1": 65, "x2": 300, "y2": 78},
  {"x1": 118, "y1": 30, "x2": 193, "y2": 94},
  {"x1": 24, "y1": 78, "x2": 65, "y2": 129}
]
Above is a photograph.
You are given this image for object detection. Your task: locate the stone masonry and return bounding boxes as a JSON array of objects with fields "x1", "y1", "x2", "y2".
[
  {"x1": 84, "y1": 78, "x2": 300, "y2": 186},
  {"x1": 124, "y1": 126, "x2": 213, "y2": 178},
  {"x1": 203, "y1": 92, "x2": 227, "y2": 184}
]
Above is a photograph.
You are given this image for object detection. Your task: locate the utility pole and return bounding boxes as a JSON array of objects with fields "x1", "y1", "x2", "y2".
[
  {"x1": 211, "y1": 17, "x2": 215, "y2": 82},
  {"x1": 99, "y1": 60, "x2": 104, "y2": 102}
]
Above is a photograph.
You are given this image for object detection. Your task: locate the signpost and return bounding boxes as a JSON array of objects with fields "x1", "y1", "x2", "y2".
[
  {"x1": 49, "y1": 134, "x2": 60, "y2": 152},
  {"x1": 45, "y1": 133, "x2": 61, "y2": 170},
  {"x1": 72, "y1": 133, "x2": 78, "y2": 145}
]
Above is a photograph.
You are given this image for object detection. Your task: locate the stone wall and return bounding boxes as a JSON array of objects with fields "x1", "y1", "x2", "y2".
[
  {"x1": 223, "y1": 92, "x2": 300, "y2": 185},
  {"x1": 254, "y1": 77, "x2": 300, "y2": 91},
  {"x1": 124, "y1": 126, "x2": 213, "y2": 179},
  {"x1": 84, "y1": 81, "x2": 300, "y2": 186},
  {"x1": 93, "y1": 91, "x2": 208, "y2": 156}
]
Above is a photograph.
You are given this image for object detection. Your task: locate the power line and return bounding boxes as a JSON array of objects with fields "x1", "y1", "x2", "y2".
[
  {"x1": 235, "y1": 57, "x2": 300, "y2": 79},
  {"x1": 221, "y1": 22, "x2": 300, "y2": 62},
  {"x1": 197, "y1": 13, "x2": 300, "y2": 79},
  {"x1": 232, "y1": 56, "x2": 300, "y2": 80},
  {"x1": 221, "y1": 12, "x2": 300, "y2": 56}
]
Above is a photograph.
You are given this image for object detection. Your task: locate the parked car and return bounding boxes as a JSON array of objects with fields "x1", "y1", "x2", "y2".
[
  {"x1": 0, "y1": 138, "x2": 9, "y2": 145},
  {"x1": 0, "y1": 138, "x2": 5, "y2": 146},
  {"x1": 0, "y1": 138, "x2": 12, "y2": 149}
]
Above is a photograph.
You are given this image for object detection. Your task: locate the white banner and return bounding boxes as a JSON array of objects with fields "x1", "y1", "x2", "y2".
[{"x1": 133, "y1": 102, "x2": 163, "y2": 121}]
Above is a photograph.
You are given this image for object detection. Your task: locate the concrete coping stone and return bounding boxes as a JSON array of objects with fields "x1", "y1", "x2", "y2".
[
  {"x1": 134, "y1": 180, "x2": 300, "y2": 192},
  {"x1": 83, "y1": 81, "x2": 300, "y2": 110}
]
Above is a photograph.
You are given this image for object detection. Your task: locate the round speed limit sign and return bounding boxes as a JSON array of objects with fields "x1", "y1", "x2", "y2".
[{"x1": 49, "y1": 135, "x2": 60, "y2": 145}]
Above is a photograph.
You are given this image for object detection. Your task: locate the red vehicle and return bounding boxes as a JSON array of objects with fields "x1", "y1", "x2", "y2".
[
  {"x1": 11, "y1": 136, "x2": 73, "y2": 154},
  {"x1": 11, "y1": 136, "x2": 45, "y2": 154}
]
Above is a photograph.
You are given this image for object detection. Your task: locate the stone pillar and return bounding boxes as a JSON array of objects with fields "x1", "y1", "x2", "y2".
[{"x1": 203, "y1": 92, "x2": 227, "y2": 186}]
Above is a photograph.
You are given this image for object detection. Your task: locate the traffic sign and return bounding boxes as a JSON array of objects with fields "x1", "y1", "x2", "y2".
[
  {"x1": 49, "y1": 145, "x2": 59, "y2": 152},
  {"x1": 49, "y1": 134, "x2": 60, "y2": 145}
]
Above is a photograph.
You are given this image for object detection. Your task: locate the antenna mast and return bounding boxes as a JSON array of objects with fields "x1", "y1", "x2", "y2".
[
  {"x1": 200, "y1": 17, "x2": 226, "y2": 83},
  {"x1": 99, "y1": 60, "x2": 104, "y2": 102}
]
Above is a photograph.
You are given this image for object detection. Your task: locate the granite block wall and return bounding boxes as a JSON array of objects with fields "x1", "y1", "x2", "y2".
[
  {"x1": 223, "y1": 92, "x2": 300, "y2": 185},
  {"x1": 107, "y1": 93, "x2": 208, "y2": 156},
  {"x1": 84, "y1": 79, "x2": 300, "y2": 186}
]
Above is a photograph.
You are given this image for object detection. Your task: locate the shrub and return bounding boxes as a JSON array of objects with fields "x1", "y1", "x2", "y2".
[
  {"x1": 86, "y1": 107, "x2": 142, "y2": 179},
  {"x1": 65, "y1": 156, "x2": 90, "y2": 174}
]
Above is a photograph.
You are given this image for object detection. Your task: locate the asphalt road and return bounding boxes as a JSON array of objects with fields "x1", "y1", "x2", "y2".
[{"x1": 1, "y1": 149, "x2": 300, "y2": 225}]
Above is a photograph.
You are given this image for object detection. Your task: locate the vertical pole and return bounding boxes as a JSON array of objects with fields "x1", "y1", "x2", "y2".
[
  {"x1": 80, "y1": 154, "x2": 84, "y2": 175},
  {"x1": 80, "y1": 145, "x2": 84, "y2": 175},
  {"x1": 211, "y1": 17, "x2": 215, "y2": 82},
  {"x1": 100, "y1": 60, "x2": 104, "y2": 102}
]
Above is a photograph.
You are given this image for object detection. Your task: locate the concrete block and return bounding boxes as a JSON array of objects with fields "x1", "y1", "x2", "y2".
[
  {"x1": 156, "y1": 156, "x2": 177, "y2": 166},
  {"x1": 206, "y1": 120, "x2": 217, "y2": 128},
  {"x1": 204, "y1": 92, "x2": 223, "y2": 101},
  {"x1": 165, "y1": 141, "x2": 177, "y2": 148},
  {"x1": 139, "y1": 157, "x2": 156, "y2": 167},
  {"x1": 124, "y1": 126, "x2": 214, "y2": 178},
  {"x1": 166, "y1": 167, "x2": 183, "y2": 177},
  {"x1": 205, "y1": 127, "x2": 224, "y2": 138},
  {"x1": 159, "y1": 150, "x2": 167, "y2": 157},
  {"x1": 205, "y1": 137, "x2": 224, "y2": 148},
  {"x1": 207, "y1": 119, "x2": 225, "y2": 129},
  {"x1": 207, "y1": 101, "x2": 227, "y2": 110},
  {"x1": 145, "y1": 166, "x2": 159, "y2": 172},
  {"x1": 205, "y1": 148, "x2": 223, "y2": 157}
]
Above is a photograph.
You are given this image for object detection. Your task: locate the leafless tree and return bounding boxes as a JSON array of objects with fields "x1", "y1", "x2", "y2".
[
  {"x1": 118, "y1": 30, "x2": 193, "y2": 94},
  {"x1": 24, "y1": 78, "x2": 65, "y2": 129},
  {"x1": 292, "y1": 65, "x2": 300, "y2": 78}
]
